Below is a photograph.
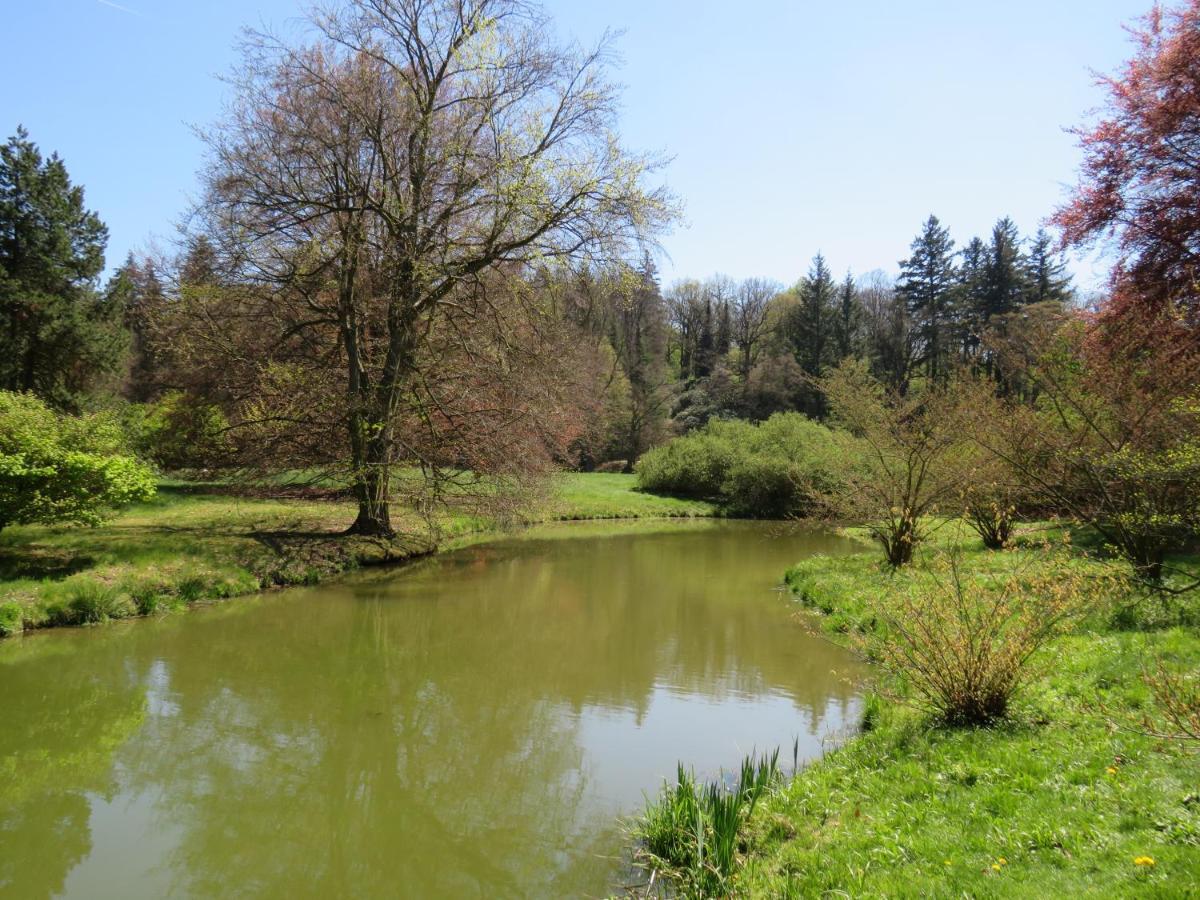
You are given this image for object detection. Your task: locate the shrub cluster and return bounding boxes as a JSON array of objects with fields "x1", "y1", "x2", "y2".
[
  {"x1": 122, "y1": 390, "x2": 231, "y2": 471},
  {"x1": 635, "y1": 413, "x2": 848, "y2": 518},
  {"x1": 0, "y1": 391, "x2": 157, "y2": 533}
]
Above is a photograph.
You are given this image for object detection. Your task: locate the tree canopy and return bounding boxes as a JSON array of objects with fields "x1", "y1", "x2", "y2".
[{"x1": 0, "y1": 128, "x2": 127, "y2": 409}]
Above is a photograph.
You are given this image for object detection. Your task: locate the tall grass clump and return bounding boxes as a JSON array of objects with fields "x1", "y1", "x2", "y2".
[
  {"x1": 0, "y1": 600, "x2": 22, "y2": 636},
  {"x1": 856, "y1": 547, "x2": 1124, "y2": 726},
  {"x1": 635, "y1": 413, "x2": 847, "y2": 518},
  {"x1": 48, "y1": 581, "x2": 135, "y2": 626},
  {"x1": 637, "y1": 749, "x2": 780, "y2": 895}
]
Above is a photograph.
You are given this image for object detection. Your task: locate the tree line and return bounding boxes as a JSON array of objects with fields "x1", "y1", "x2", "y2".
[{"x1": 2, "y1": 0, "x2": 1196, "y2": 549}]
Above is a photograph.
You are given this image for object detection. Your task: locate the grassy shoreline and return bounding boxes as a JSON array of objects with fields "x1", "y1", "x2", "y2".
[
  {"x1": 0, "y1": 472, "x2": 716, "y2": 639},
  {"x1": 722, "y1": 531, "x2": 1200, "y2": 897}
]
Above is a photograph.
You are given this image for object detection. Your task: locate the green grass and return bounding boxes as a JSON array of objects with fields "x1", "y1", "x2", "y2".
[
  {"x1": 728, "y1": 529, "x2": 1200, "y2": 898},
  {"x1": 0, "y1": 472, "x2": 715, "y2": 637},
  {"x1": 549, "y1": 472, "x2": 716, "y2": 520}
]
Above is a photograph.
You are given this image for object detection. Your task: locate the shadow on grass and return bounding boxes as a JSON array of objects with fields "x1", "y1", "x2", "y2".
[
  {"x1": 0, "y1": 547, "x2": 95, "y2": 581},
  {"x1": 158, "y1": 482, "x2": 353, "y2": 501}
]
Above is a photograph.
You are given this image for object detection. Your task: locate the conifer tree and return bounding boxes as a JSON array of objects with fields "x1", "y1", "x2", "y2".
[
  {"x1": 956, "y1": 236, "x2": 990, "y2": 364},
  {"x1": 1026, "y1": 228, "x2": 1073, "y2": 306},
  {"x1": 787, "y1": 253, "x2": 836, "y2": 377},
  {"x1": 0, "y1": 128, "x2": 126, "y2": 408},
  {"x1": 897, "y1": 215, "x2": 957, "y2": 380},
  {"x1": 981, "y1": 217, "x2": 1029, "y2": 319},
  {"x1": 833, "y1": 269, "x2": 860, "y2": 359}
]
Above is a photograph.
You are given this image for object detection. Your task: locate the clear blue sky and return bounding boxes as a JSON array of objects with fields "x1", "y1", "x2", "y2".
[{"x1": 2, "y1": 0, "x2": 1151, "y2": 289}]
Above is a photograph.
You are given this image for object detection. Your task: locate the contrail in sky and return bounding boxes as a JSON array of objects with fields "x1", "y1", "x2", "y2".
[{"x1": 97, "y1": 0, "x2": 141, "y2": 15}]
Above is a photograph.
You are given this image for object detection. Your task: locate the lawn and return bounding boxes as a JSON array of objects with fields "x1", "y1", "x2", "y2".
[
  {"x1": 732, "y1": 529, "x2": 1200, "y2": 898},
  {"x1": 0, "y1": 471, "x2": 715, "y2": 637}
]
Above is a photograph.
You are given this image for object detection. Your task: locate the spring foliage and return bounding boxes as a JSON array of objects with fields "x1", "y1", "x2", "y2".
[
  {"x1": 853, "y1": 546, "x2": 1125, "y2": 725},
  {"x1": 634, "y1": 413, "x2": 845, "y2": 517},
  {"x1": 0, "y1": 391, "x2": 155, "y2": 532}
]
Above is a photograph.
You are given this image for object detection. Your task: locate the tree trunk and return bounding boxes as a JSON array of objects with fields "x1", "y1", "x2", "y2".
[{"x1": 348, "y1": 437, "x2": 393, "y2": 536}]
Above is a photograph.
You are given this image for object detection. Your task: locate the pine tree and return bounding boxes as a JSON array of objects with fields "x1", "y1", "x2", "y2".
[
  {"x1": 980, "y1": 216, "x2": 1028, "y2": 319},
  {"x1": 0, "y1": 127, "x2": 126, "y2": 408},
  {"x1": 1026, "y1": 228, "x2": 1073, "y2": 306},
  {"x1": 897, "y1": 215, "x2": 957, "y2": 380},
  {"x1": 955, "y1": 236, "x2": 990, "y2": 365},
  {"x1": 833, "y1": 269, "x2": 860, "y2": 359},
  {"x1": 788, "y1": 252, "x2": 835, "y2": 377},
  {"x1": 119, "y1": 254, "x2": 167, "y2": 401}
]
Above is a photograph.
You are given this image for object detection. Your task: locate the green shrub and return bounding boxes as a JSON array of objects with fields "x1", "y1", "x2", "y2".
[
  {"x1": 125, "y1": 391, "x2": 231, "y2": 470},
  {"x1": 0, "y1": 391, "x2": 157, "y2": 533},
  {"x1": 636, "y1": 413, "x2": 849, "y2": 517},
  {"x1": 722, "y1": 456, "x2": 803, "y2": 518},
  {"x1": 0, "y1": 600, "x2": 22, "y2": 636},
  {"x1": 634, "y1": 427, "x2": 743, "y2": 498}
]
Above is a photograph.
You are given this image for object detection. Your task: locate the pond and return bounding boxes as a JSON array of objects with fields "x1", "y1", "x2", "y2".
[{"x1": 0, "y1": 519, "x2": 866, "y2": 899}]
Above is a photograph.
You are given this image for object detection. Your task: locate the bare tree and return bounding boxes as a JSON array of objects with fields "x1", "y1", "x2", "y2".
[
  {"x1": 857, "y1": 270, "x2": 913, "y2": 394},
  {"x1": 192, "y1": 0, "x2": 676, "y2": 535},
  {"x1": 732, "y1": 277, "x2": 779, "y2": 383}
]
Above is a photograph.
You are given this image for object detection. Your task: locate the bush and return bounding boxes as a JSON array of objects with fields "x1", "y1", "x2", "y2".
[
  {"x1": 125, "y1": 390, "x2": 231, "y2": 470},
  {"x1": 0, "y1": 391, "x2": 157, "y2": 533},
  {"x1": 635, "y1": 413, "x2": 848, "y2": 517},
  {"x1": 634, "y1": 426, "x2": 742, "y2": 498},
  {"x1": 820, "y1": 361, "x2": 968, "y2": 567},
  {"x1": 1142, "y1": 659, "x2": 1200, "y2": 750},
  {"x1": 855, "y1": 548, "x2": 1122, "y2": 725}
]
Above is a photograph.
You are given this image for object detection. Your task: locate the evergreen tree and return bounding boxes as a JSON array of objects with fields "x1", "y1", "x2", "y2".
[
  {"x1": 980, "y1": 216, "x2": 1029, "y2": 319},
  {"x1": 833, "y1": 269, "x2": 860, "y2": 359},
  {"x1": 119, "y1": 254, "x2": 167, "y2": 402},
  {"x1": 1026, "y1": 228, "x2": 1073, "y2": 306},
  {"x1": 897, "y1": 214, "x2": 957, "y2": 380},
  {"x1": 610, "y1": 254, "x2": 671, "y2": 465},
  {"x1": 788, "y1": 252, "x2": 835, "y2": 377},
  {"x1": 955, "y1": 236, "x2": 990, "y2": 364},
  {"x1": 0, "y1": 127, "x2": 126, "y2": 409}
]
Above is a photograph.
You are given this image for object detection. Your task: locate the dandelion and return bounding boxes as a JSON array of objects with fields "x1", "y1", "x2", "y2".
[
  {"x1": 998, "y1": 857, "x2": 1007, "y2": 865},
  {"x1": 1134, "y1": 856, "x2": 1156, "y2": 867},
  {"x1": 1106, "y1": 766, "x2": 1118, "y2": 775},
  {"x1": 991, "y1": 863, "x2": 1002, "y2": 871}
]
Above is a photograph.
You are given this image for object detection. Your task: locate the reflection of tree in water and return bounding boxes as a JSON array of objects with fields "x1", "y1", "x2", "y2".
[
  {"x1": 0, "y1": 523, "x2": 864, "y2": 898},
  {"x1": 0, "y1": 643, "x2": 147, "y2": 899},
  {"x1": 116, "y1": 598, "x2": 618, "y2": 898},
  {"x1": 420, "y1": 524, "x2": 866, "y2": 724}
]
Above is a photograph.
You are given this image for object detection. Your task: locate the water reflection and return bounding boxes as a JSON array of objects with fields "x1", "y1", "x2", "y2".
[{"x1": 0, "y1": 521, "x2": 864, "y2": 898}]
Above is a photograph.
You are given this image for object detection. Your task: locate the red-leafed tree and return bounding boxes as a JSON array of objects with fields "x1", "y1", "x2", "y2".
[{"x1": 1053, "y1": 1, "x2": 1200, "y2": 327}]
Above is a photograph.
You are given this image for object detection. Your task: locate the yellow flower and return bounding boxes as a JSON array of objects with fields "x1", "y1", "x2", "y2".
[
  {"x1": 998, "y1": 857, "x2": 1007, "y2": 865},
  {"x1": 991, "y1": 863, "x2": 1002, "y2": 871},
  {"x1": 943, "y1": 859, "x2": 952, "y2": 866},
  {"x1": 1134, "y1": 856, "x2": 1156, "y2": 867},
  {"x1": 1106, "y1": 766, "x2": 1118, "y2": 775}
]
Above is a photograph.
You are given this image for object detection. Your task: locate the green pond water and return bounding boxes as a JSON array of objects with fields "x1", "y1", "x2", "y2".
[{"x1": 0, "y1": 519, "x2": 866, "y2": 899}]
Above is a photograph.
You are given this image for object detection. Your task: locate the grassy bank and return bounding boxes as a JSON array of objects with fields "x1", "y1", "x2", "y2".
[
  {"x1": 0, "y1": 472, "x2": 714, "y2": 638},
  {"x1": 724, "y1": 532, "x2": 1200, "y2": 897}
]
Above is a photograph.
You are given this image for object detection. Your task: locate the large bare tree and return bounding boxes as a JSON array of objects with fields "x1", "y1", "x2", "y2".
[{"x1": 193, "y1": 0, "x2": 675, "y2": 534}]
